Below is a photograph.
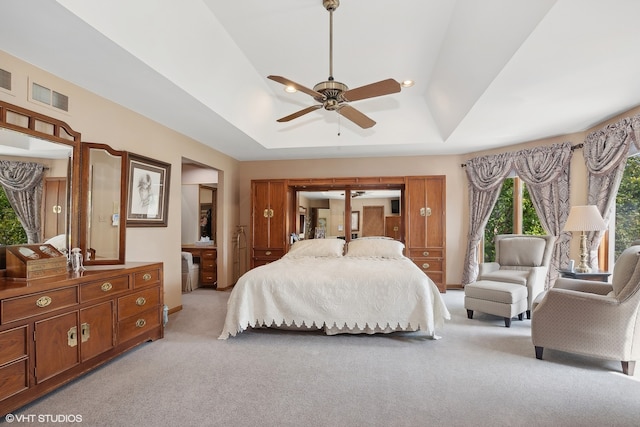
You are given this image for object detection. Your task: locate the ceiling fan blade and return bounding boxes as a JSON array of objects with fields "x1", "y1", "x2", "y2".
[
  {"x1": 267, "y1": 75, "x2": 324, "y2": 99},
  {"x1": 337, "y1": 105, "x2": 376, "y2": 129},
  {"x1": 276, "y1": 105, "x2": 323, "y2": 123},
  {"x1": 342, "y1": 78, "x2": 401, "y2": 102}
]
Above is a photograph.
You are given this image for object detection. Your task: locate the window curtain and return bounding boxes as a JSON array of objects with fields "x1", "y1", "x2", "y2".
[
  {"x1": 513, "y1": 142, "x2": 573, "y2": 288},
  {"x1": 0, "y1": 160, "x2": 45, "y2": 243},
  {"x1": 462, "y1": 152, "x2": 513, "y2": 285},
  {"x1": 583, "y1": 114, "x2": 640, "y2": 268}
]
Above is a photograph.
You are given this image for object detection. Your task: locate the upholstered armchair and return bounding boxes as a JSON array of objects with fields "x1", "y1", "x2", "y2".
[
  {"x1": 532, "y1": 243, "x2": 640, "y2": 375},
  {"x1": 477, "y1": 234, "x2": 556, "y2": 318}
]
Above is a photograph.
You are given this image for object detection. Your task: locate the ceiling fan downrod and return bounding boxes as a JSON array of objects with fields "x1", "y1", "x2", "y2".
[{"x1": 323, "y1": 0, "x2": 339, "y2": 81}]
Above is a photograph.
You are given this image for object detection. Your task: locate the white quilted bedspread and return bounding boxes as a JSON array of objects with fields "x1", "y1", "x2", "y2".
[{"x1": 218, "y1": 256, "x2": 451, "y2": 339}]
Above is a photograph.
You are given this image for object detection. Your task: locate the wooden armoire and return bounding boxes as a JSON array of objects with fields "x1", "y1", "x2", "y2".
[
  {"x1": 405, "y1": 176, "x2": 446, "y2": 292},
  {"x1": 251, "y1": 180, "x2": 288, "y2": 267}
]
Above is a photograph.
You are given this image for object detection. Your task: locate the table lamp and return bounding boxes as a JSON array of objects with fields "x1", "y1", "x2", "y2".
[{"x1": 563, "y1": 205, "x2": 606, "y2": 273}]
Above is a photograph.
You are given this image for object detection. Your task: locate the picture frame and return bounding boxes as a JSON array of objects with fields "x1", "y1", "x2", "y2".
[
  {"x1": 351, "y1": 211, "x2": 360, "y2": 231},
  {"x1": 126, "y1": 153, "x2": 171, "y2": 227}
]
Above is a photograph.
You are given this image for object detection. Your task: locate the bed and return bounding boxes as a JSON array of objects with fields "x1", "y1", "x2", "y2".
[{"x1": 219, "y1": 238, "x2": 450, "y2": 339}]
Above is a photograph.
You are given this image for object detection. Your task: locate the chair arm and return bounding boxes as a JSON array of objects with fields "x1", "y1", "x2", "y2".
[
  {"x1": 553, "y1": 278, "x2": 612, "y2": 295},
  {"x1": 525, "y1": 266, "x2": 548, "y2": 303},
  {"x1": 478, "y1": 262, "x2": 500, "y2": 277}
]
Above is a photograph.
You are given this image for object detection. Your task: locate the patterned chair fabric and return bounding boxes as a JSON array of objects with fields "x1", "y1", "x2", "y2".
[{"x1": 531, "y1": 243, "x2": 640, "y2": 375}]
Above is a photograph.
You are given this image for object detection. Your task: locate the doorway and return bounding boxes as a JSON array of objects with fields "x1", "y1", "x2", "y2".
[{"x1": 362, "y1": 206, "x2": 384, "y2": 237}]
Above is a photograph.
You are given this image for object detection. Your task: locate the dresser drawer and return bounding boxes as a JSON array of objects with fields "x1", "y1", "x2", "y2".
[
  {"x1": 424, "y1": 271, "x2": 443, "y2": 286},
  {"x1": 2, "y1": 287, "x2": 78, "y2": 323},
  {"x1": 80, "y1": 275, "x2": 130, "y2": 302},
  {"x1": 201, "y1": 250, "x2": 216, "y2": 260},
  {"x1": 118, "y1": 307, "x2": 160, "y2": 343},
  {"x1": 0, "y1": 326, "x2": 27, "y2": 365},
  {"x1": 201, "y1": 259, "x2": 216, "y2": 270},
  {"x1": 133, "y1": 268, "x2": 160, "y2": 288},
  {"x1": 201, "y1": 272, "x2": 216, "y2": 283},
  {"x1": 407, "y1": 248, "x2": 444, "y2": 259},
  {"x1": 0, "y1": 358, "x2": 28, "y2": 400},
  {"x1": 411, "y1": 259, "x2": 443, "y2": 272},
  {"x1": 118, "y1": 287, "x2": 160, "y2": 320},
  {"x1": 253, "y1": 248, "x2": 284, "y2": 258}
]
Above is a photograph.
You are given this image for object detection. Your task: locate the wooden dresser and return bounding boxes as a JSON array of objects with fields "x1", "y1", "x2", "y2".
[
  {"x1": 181, "y1": 245, "x2": 217, "y2": 287},
  {"x1": 0, "y1": 262, "x2": 163, "y2": 416}
]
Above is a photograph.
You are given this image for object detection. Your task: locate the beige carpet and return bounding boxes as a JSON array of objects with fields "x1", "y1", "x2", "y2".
[{"x1": 8, "y1": 288, "x2": 640, "y2": 427}]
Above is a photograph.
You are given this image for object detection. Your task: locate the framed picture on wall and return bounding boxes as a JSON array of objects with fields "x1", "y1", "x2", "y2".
[{"x1": 126, "y1": 153, "x2": 171, "y2": 227}]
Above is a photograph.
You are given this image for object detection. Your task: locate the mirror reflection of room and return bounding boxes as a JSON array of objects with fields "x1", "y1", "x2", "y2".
[
  {"x1": 180, "y1": 160, "x2": 219, "y2": 291},
  {"x1": 85, "y1": 147, "x2": 122, "y2": 260},
  {"x1": 0, "y1": 128, "x2": 72, "y2": 253},
  {"x1": 297, "y1": 189, "x2": 402, "y2": 241}
]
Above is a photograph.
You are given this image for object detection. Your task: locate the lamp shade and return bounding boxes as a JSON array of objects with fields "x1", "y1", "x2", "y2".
[{"x1": 563, "y1": 205, "x2": 606, "y2": 232}]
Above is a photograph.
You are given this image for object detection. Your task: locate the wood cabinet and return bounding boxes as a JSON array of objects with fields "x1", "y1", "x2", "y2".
[
  {"x1": 0, "y1": 262, "x2": 163, "y2": 416},
  {"x1": 42, "y1": 178, "x2": 67, "y2": 242},
  {"x1": 181, "y1": 246, "x2": 217, "y2": 287},
  {"x1": 248, "y1": 176, "x2": 446, "y2": 292},
  {"x1": 385, "y1": 216, "x2": 402, "y2": 240},
  {"x1": 251, "y1": 180, "x2": 288, "y2": 267},
  {"x1": 405, "y1": 176, "x2": 446, "y2": 292}
]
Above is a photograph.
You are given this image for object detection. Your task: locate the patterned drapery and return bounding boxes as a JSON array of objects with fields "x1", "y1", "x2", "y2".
[
  {"x1": 0, "y1": 160, "x2": 45, "y2": 243},
  {"x1": 583, "y1": 114, "x2": 640, "y2": 268},
  {"x1": 462, "y1": 152, "x2": 513, "y2": 285},
  {"x1": 513, "y1": 142, "x2": 573, "y2": 287},
  {"x1": 463, "y1": 143, "x2": 573, "y2": 287}
]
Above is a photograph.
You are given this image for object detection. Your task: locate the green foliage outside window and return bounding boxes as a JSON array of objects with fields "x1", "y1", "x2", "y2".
[
  {"x1": 0, "y1": 188, "x2": 27, "y2": 245},
  {"x1": 615, "y1": 155, "x2": 640, "y2": 258},
  {"x1": 483, "y1": 178, "x2": 544, "y2": 262}
]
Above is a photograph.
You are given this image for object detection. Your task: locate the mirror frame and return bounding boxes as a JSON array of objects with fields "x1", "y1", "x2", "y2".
[
  {"x1": 80, "y1": 142, "x2": 127, "y2": 265},
  {"x1": 0, "y1": 100, "x2": 81, "y2": 250}
]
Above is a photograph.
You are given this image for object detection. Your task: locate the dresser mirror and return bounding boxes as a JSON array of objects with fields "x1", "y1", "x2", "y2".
[
  {"x1": 297, "y1": 188, "x2": 402, "y2": 240},
  {"x1": 80, "y1": 142, "x2": 127, "y2": 265},
  {"x1": 0, "y1": 101, "x2": 81, "y2": 255}
]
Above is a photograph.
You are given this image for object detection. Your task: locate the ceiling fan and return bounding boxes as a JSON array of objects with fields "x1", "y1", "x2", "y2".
[{"x1": 267, "y1": 0, "x2": 401, "y2": 129}]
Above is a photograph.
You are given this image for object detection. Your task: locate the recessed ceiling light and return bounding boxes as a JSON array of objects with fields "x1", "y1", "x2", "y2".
[
  {"x1": 401, "y1": 80, "x2": 415, "y2": 88},
  {"x1": 284, "y1": 86, "x2": 297, "y2": 93}
]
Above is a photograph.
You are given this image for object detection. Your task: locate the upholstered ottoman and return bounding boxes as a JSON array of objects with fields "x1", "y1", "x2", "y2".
[{"x1": 464, "y1": 280, "x2": 528, "y2": 327}]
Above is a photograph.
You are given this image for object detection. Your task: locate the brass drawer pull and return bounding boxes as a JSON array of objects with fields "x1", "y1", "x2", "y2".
[
  {"x1": 101, "y1": 282, "x2": 113, "y2": 292},
  {"x1": 68, "y1": 326, "x2": 77, "y2": 347},
  {"x1": 422, "y1": 263, "x2": 430, "y2": 269},
  {"x1": 142, "y1": 273, "x2": 152, "y2": 281},
  {"x1": 36, "y1": 296, "x2": 52, "y2": 308},
  {"x1": 136, "y1": 297, "x2": 147, "y2": 306},
  {"x1": 135, "y1": 318, "x2": 147, "y2": 328},
  {"x1": 81, "y1": 322, "x2": 90, "y2": 343},
  {"x1": 265, "y1": 251, "x2": 272, "y2": 256},
  {"x1": 422, "y1": 251, "x2": 430, "y2": 256}
]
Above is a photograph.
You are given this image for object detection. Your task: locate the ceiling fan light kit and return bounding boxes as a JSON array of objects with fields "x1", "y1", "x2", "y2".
[{"x1": 268, "y1": 0, "x2": 401, "y2": 129}]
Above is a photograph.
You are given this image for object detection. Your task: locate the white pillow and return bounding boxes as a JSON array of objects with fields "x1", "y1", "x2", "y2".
[
  {"x1": 285, "y1": 239, "x2": 345, "y2": 258},
  {"x1": 345, "y1": 239, "x2": 405, "y2": 258}
]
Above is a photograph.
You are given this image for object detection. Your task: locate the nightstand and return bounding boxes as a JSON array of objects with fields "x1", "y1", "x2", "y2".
[{"x1": 559, "y1": 270, "x2": 611, "y2": 282}]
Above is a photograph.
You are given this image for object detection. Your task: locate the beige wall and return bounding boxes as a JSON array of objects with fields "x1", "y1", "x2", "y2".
[{"x1": 0, "y1": 51, "x2": 240, "y2": 310}]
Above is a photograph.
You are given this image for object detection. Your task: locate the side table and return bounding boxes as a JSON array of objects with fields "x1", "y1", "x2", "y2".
[{"x1": 559, "y1": 270, "x2": 611, "y2": 282}]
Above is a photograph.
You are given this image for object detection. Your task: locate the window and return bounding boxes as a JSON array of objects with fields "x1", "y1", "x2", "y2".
[
  {"x1": 483, "y1": 177, "x2": 543, "y2": 261},
  {"x1": 614, "y1": 154, "x2": 640, "y2": 258},
  {"x1": 0, "y1": 188, "x2": 27, "y2": 245}
]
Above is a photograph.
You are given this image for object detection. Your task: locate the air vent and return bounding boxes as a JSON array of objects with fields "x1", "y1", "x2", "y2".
[
  {"x1": 0, "y1": 68, "x2": 11, "y2": 91},
  {"x1": 31, "y1": 81, "x2": 69, "y2": 112}
]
